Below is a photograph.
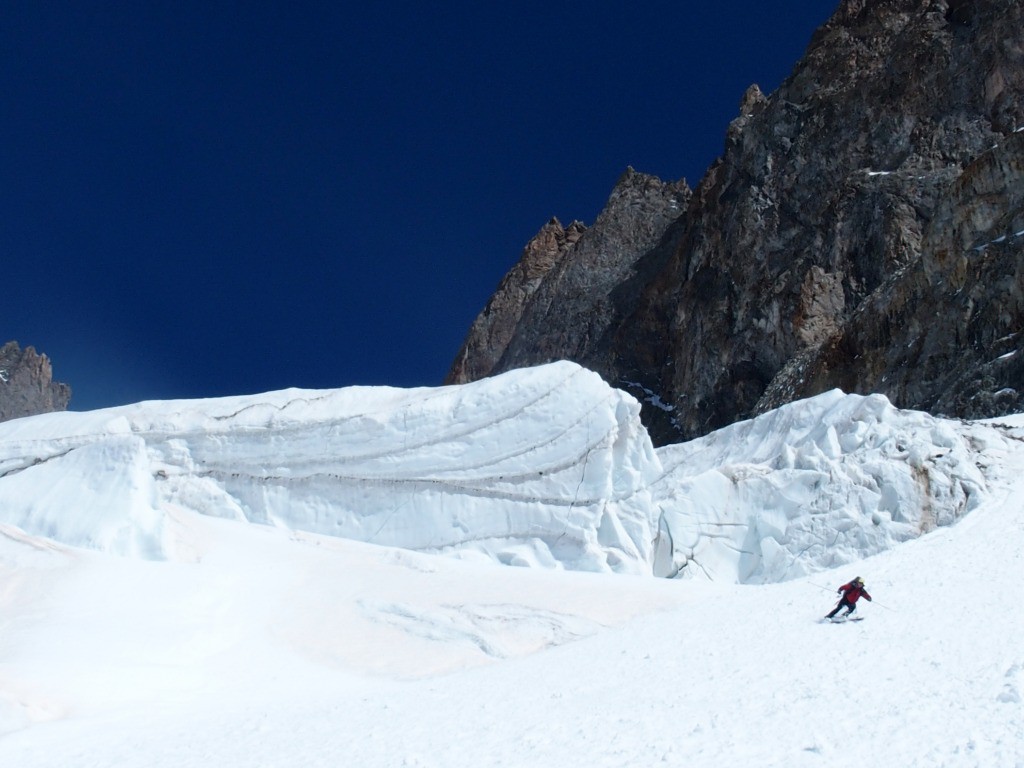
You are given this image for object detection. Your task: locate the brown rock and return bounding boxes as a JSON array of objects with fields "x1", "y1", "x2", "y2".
[
  {"x1": 450, "y1": 0, "x2": 1024, "y2": 444},
  {"x1": 0, "y1": 341, "x2": 72, "y2": 422}
]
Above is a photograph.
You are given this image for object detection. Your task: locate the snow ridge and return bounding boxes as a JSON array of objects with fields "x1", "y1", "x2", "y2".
[
  {"x1": 652, "y1": 390, "x2": 995, "y2": 582},
  {"x1": 0, "y1": 362, "x2": 1004, "y2": 582},
  {"x1": 0, "y1": 362, "x2": 660, "y2": 573}
]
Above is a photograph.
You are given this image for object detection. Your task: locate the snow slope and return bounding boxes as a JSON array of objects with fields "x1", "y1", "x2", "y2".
[{"x1": 1, "y1": 362, "x2": 1023, "y2": 766}]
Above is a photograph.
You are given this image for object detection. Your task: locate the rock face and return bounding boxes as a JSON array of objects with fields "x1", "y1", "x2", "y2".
[
  {"x1": 0, "y1": 342, "x2": 71, "y2": 422},
  {"x1": 449, "y1": 0, "x2": 1024, "y2": 444},
  {"x1": 448, "y1": 168, "x2": 691, "y2": 385},
  {"x1": 447, "y1": 218, "x2": 587, "y2": 384}
]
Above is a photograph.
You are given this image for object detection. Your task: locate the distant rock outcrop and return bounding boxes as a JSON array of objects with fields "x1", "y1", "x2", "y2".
[
  {"x1": 0, "y1": 341, "x2": 71, "y2": 422},
  {"x1": 449, "y1": 0, "x2": 1024, "y2": 444}
]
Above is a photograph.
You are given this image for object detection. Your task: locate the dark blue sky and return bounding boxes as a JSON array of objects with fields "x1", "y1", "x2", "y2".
[{"x1": 4, "y1": 2, "x2": 836, "y2": 411}]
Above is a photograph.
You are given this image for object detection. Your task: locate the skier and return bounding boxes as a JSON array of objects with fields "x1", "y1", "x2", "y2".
[{"x1": 825, "y1": 576, "x2": 872, "y2": 621}]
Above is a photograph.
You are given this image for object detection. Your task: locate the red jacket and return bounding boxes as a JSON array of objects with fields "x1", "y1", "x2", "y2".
[{"x1": 839, "y1": 581, "x2": 872, "y2": 604}]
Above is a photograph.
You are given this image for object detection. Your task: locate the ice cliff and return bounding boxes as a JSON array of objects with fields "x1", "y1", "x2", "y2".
[{"x1": 0, "y1": 362, "x2": 1003, "y2": 581}]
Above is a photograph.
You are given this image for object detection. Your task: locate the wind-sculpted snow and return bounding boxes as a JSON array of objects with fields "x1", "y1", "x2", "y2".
[
  {"x1": 651, "y1": 390, "x2": 997, "y2": 583},
  {"x1": 0, "y1": 362, "x2": 661, "y2": 573},
  {"x1": 0, "y1": 362, "x2": 1006, "y2": 581}
]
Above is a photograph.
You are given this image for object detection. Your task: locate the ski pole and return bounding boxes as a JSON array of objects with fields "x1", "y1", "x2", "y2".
[{"x1": 809, "y1": 582, "x2": 837, "y2": 593}]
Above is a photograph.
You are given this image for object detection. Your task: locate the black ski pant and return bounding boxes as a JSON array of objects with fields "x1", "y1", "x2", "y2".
[{"x1": 826, "y1": 598, "x2": 856, "y2": 619}]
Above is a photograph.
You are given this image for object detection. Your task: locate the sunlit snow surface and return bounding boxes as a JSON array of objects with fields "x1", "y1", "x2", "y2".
[
  {"x1": 2, "y1": 362, "x2": 1023, "y2": 766},
  {"x1": 0, "y1": 362, "x2": 659, "y2": 572}
]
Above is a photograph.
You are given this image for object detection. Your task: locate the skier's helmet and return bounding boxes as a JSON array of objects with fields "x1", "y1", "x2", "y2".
[{"x1": 854, "y1": 576, "x2": 864, "y2": 584}]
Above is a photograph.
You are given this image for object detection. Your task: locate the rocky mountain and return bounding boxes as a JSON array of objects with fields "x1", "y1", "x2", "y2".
[
  {"x1": 447, "y1": 217, "x2": 588, "y2": 385},
  {"x1": 447, "y1": 170, "x2": 690, "y2": 387},
  {"x1": 448, "y1": 0, "x2": 1024, "y2": 445},
  {"x1": 0, "y1": 341, "x2": 71, "y2": 422}
]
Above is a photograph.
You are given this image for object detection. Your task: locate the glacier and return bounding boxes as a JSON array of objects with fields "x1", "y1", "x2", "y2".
[
  {"x1": 3, "y1": 361, "x2": 1024, "y2": 767},
  {"x1": 0, "y1": 361, "x2": 999, "y2": 582}
]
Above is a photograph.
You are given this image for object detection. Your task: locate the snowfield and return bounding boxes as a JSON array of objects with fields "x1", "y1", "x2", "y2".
[{"x1": 1, "y1": 361, "x2": 1022, "y2": 766}]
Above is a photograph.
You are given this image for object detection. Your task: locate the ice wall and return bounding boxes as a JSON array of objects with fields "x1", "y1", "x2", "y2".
[
  {"x1": 0, "y1": 362, "x2": 661, "y2": 573},
  {"x1": 0, "y1": 363, "x2": 1005, "y2": 581},
  {"x1": 651, "y1": 390, "x2": 995, "y2": 582}
]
